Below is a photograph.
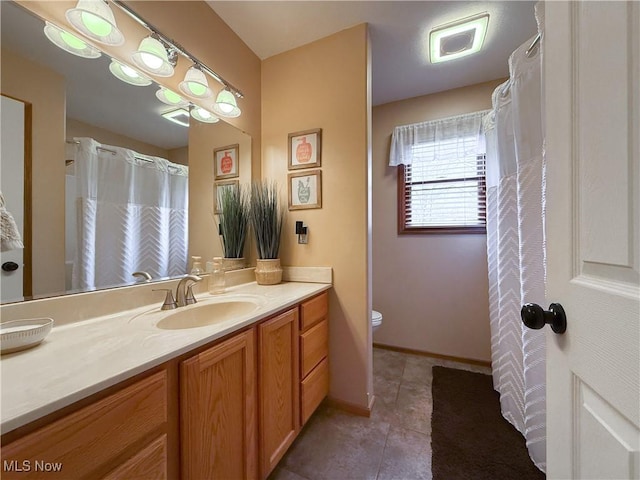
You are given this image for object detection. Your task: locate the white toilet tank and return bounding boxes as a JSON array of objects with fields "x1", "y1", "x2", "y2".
[{"x1": 372, "y1": 310, "x2": 383, "y2": 332}]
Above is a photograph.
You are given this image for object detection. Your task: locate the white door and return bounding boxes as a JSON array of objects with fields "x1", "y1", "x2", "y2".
[
  {"x1": 0, "y1": 95, "x2": 25, "y2": 303},
  {"x1": 544, "y1": 2, "x2": 639, "y2": 479}
]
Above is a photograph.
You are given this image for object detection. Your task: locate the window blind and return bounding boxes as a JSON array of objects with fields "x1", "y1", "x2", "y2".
[{"x1": 401, "y1": 136, "x2": 486, "y2": 230}]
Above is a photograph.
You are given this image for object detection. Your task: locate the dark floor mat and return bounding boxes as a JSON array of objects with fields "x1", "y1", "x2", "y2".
[{"x1": 431, "y1": 366, "x2": 545, "y2": 480}]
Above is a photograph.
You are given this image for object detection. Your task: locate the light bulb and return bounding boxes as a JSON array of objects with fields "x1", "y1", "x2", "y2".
[
  {"x1": 140, "y1": 52, "x2": 163, "y2": 70},
  {"x1": 179, "y1": 66, "x2": 211, "y2": 99},
  {"x1": 59, "y1": 30, "x2": 87, "y2": 49},
  {"x1": 156, "y1": 87, "x2": 187, "y2": 106},
  {"x1": 218, "y1": 102, "x2": 234, "y2": 114},
  {"x1": 81, "y1": 11, "x2": 112, "y2": 37},
  {"x1": 120, "y1": 64, "x2": 139, "y2": 78},
  {"x1": 108, "y1": 60, "x2": 151, "y2": 86},
  {"x1": 187, "y1": 82, "x2": 207, "y2": 97},
  {"x1": 196, "y1": 108, "x2": 211, "y2": 119},
  {"x1": 66, "y1": 0, "x2": 123, "y2": 46},
  {"x1": 163, "y1": 90, "x2": 182, "y2": 104},
  {"x1": 190, "y1": 107, "x2": 219, "y2": 123},
  {"x1": 43, "y1": 21, "x2": 101, "y2": 59}
]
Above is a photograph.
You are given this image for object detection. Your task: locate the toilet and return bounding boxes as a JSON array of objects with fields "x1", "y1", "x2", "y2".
[{"x1": 372, "y1": 310, "x2": 383, "y2": 332}]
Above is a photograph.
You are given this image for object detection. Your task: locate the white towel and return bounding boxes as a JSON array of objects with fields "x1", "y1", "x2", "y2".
[{"x1": 0, "y1": 191, "x2": 24, "y2": 251}]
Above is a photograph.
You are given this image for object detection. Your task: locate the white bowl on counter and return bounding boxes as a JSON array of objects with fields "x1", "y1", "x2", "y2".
[{"x1": 1, "y1": 318, "x2": 54, "y2": 354}]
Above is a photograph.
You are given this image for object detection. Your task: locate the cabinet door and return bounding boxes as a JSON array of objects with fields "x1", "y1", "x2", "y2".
[
  {"x1": 1, "y1": 371, "x2": 168, "y2": 479},
  {"x1": 180, "y1": 329, "x2": 257, "y2": 480},
  {"x1": 258, "y1": 308, "x2": 300, "y2": 479}
]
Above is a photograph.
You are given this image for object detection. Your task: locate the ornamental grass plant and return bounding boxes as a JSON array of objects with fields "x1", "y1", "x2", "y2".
[
  {"x1": 218, "y1": 183, "x2": 249, "y2": 259},
  {"x1": 249, "y1": 181, "x2": 284, "y2": 260}
]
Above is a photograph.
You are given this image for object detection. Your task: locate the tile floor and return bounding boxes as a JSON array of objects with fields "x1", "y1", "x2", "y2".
[{"x1": 270, "y1": 347, "x2": 491, "y2": 480}]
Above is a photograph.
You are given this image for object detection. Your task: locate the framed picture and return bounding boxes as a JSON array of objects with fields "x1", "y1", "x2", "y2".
[
  {"x1": 288, "y1": 128, "x2": 322, "y2": 170},
  {"x1": 288, "y1": 170, "x2": 322, "y2": 210},
  {"x1": 214, "y1": 180, "x2": 239, "y2": 214},
  {"x1": 214, "y1": 144, "x2": 239, "y2": 180}
]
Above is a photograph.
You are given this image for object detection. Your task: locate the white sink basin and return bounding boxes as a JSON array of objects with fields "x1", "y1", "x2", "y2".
[{"x1": 155, "y1": 298, "x2": 261, "y2": 330}]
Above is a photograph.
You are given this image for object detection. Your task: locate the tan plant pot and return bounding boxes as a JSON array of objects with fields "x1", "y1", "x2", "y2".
[
  {"x1": 222, "y1": 257, "x2": 245, "y2": 271},
  {"x1": 255, "y1": 259, "x2": 283, "y2": 285}
]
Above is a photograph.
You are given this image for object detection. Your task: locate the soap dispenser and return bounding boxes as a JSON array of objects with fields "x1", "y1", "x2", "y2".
[
  {"x1": 190, "y1": 256, "x2": 203, "y2": 275},
  {"x1": 208, "y1": 257, "x2": 225, "y2": 294}
]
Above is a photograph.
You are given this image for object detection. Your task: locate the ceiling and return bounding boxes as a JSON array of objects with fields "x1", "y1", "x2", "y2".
[
  {"x1": 2, "y1": 1, "x2": 538, "y2": 150},
  {"x1": 208, "y1": 1, "x2": 538, "y2": 106}
]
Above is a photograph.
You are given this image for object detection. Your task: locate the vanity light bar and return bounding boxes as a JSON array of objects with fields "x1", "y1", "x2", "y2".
[{"x1": 110, "y1": 0, "x2": 244, "y2": 99}]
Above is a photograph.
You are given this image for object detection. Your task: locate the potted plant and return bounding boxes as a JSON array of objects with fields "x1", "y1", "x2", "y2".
[
  {"x1": 218, "y1": 183, "x2": 249, "y2": 271},
  {"x1": 249, "y1": 181, "x2": 284, "y2": 285}
]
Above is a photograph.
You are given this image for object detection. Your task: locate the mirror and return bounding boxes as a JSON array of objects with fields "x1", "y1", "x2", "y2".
[{"x1": 0, "y1": 1, "x2": 252, "y2": 304}]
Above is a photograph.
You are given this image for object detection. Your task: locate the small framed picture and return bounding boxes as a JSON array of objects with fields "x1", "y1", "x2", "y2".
[
  {"x1": 214, "y1": 144, "x2": 239, "y2": 180},
  {"x1": 288, "y1": 128, "x2": 322, "y2": 170},
  {"x1": 214, "y1": 179, "x2": 239, "y2": 214},
  {"x1": 288, "y1": 170, "x2": 322, "y2": 210}
]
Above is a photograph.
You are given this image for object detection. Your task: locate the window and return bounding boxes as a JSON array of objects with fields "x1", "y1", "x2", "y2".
[{"x1": 390, "y1": 111, "x2": 487, "y2": 234}]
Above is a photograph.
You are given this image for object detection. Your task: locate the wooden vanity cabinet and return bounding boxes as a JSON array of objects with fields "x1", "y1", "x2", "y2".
[
  {"x1": 258, "y1": 307, "x2": 300, "y2": 479},
  {"x1": 299, "y1": 292, "x2": 330, "y2": 425},
  {"x1": 180, "y1": 328, "x2": 257, "y2": 480},
  {"x1": 1, "y1": 370, "x2": 170, "y2": 479},
  {"x1": 1, "y1": 290, "x2": 330, "y2": 480}
]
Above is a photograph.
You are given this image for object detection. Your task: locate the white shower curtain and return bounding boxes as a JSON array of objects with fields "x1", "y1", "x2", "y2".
[
  {"x1": 484, "y1": 6, "x2": 546, "y2": 473},
  {"x1": 72, "y1": 137, "x2": 188, "y2": 291}
]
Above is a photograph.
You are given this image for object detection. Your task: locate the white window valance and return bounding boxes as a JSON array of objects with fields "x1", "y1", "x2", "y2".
[{"x1": 389, "y1": 110, "x2": 489, "y2": 166}]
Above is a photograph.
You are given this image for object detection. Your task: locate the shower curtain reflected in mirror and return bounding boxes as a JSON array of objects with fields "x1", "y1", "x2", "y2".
[
  {"x1": 70, "y1": 137, "x2": 188, "y2": 291},
  {"x1": 483, "y1": 8, "x2": 546, "y2": 473}
]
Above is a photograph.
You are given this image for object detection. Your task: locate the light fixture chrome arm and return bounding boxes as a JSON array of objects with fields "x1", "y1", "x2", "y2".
[{"x1": 110, "y1": 0, "x2": 244, "y2": 99}]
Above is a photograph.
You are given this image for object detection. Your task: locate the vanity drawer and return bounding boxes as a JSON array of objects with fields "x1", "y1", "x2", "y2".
[
  {"x1": 300, "y1": 292, "x2": 328, "y2": 331},
  {"x1": 301, "y1": 358, "x2": 329, "y2": 425},
  {"x1": 1, "y1": 370, "x2": 168, "y2": 479},
  {"x1": 300, "y1": 318, "x2": 328, "y2": 378},
  {"x1": 103, "y1": 434, "x2": 167, "y2": 480}
]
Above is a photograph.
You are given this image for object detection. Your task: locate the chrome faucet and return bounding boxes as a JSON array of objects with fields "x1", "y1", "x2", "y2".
[{"x1": 176, "y1": 275, "x2": 202, "y2": 307}]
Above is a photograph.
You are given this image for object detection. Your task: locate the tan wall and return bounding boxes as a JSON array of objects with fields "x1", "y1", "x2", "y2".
[
  {"x1": 66, "y1": 118, "x2": 170, "y2": 159},
  {"x1": 372, "y1": 79, "x2": 504, "y2": 362},
  {"x1": 262, "y1": 25, "x2": 372, "y2": 409},
  {"x1": 189, "y1": 121, "x2": 252, "y2": 265},
  {"x1": 1, "y1": 48, "x2": 66, "y2": 297},
  {"x1": 168, "y1": 147, "x2": 188, "y2": 167}
]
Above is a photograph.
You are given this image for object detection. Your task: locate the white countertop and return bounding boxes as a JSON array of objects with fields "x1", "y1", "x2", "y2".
[{"x1": 0, "y1": 281, "x2": 330, "y2": 434}]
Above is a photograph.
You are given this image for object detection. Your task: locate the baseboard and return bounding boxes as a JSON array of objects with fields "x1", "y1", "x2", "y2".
[
  {"x1": 373, "y1": 343, "x2": 492, "y2": 368},
  {"x1": 326, "y1": 396, "x2": 372, "y2": 417}
]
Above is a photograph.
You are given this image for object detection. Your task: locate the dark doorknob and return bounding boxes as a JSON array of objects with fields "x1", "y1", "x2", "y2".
[
  {"x1": 2, "y1": 261, "x2": 19, "y2": 272},
  {"x1": 521, "y1": 303, "x2": 567, "y2": 334}
]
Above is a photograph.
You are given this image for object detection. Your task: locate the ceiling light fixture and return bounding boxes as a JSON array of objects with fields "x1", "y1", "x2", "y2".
[
  {"x1": 156, "y1": 87, "x2": 188, "y2": 107},
  {"x1": 132, "y1": 35, "x2": 175, "y2": 77},
  {"x1": 43, "y1": 22, "x2": 102, "y2": 59},
  {"x1": 179, "y1": 66, "x2": 212, "y2": 99},
  {"x1": 65, "y1": 0, "x2": 124, "y2": 46},
  {"x1": 110, "y1": 0, "x2": 244, "y2": 116},
  {"x1": 190, "y1": 106, "x2": 219, "y2": 124},
  {"x1": 109, "y1": 59, "x2": 151, "y2": 86},
  {"x1": 212, "y1": 88, "x2": 241, "y2": 118},
  {"x1": 161, "y1": 108, "x2": 190, "y2": 127},
  {"x1": 429, "y1": 13, "x2": 489, "y2": 64}
]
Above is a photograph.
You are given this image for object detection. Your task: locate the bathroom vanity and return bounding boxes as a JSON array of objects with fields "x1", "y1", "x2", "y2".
[{"x1": 0, "y1": 282, "x2": 330, "y2": 479}]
